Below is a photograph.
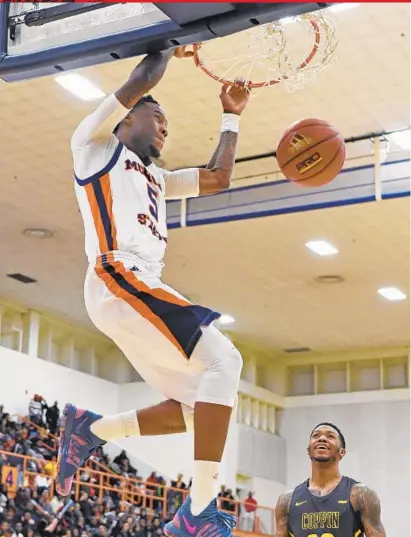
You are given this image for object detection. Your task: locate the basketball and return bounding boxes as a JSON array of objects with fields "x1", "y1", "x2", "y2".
[{"x1": 276, "y1": 118, "x2": 346, "y2": 187}]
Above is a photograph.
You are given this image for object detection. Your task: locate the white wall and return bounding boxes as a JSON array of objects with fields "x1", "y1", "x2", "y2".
[
  {"x1": 278, "y1": 397, "x2": 410, "y2": 537},
  {"x1": 0, "y1": 348, "x2": 263, "y2": 489},
  {"x1": 0, "y1": 346, "x2": 119, "y2": 415}
]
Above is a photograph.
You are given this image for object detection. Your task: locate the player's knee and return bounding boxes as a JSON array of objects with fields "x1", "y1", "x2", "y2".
[
  {"x1": 203, "y1": 332, "x2": 243, "y2": 379},
  {"x1": 223, "y1": 345, "x2": 243, "y2": 380},
  {"x1": 208, "y1": 342, "x2": 243, "y2": 394}
]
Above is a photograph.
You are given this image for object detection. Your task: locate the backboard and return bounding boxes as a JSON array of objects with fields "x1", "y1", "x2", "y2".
[{"x1": 0, "y1": 2, "x2": 332, "y2": 82}]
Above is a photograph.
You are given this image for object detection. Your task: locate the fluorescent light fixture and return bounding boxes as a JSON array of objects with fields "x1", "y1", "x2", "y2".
[
  {"x1": 328, "y1": 3, "x2": 360, "y2": 13},
  {"x1": 280, "y1": 4, "x2": 359, "y2": 25},
  {"x1": 55, "y1": 73, "x2": 106, "y2": 101},
  {"x1": 388, "y1": 129, "x2": 411, "y2": 150},
  {"x1": 305, "y1": 240, "x2": 338, "y2": 256},
  {"x1": 279, "y1": 16, "x2": 295, "y2": 26},
  {"x1": 220, "y1": 314, "x2": 235, "y2": 325},
  {"x1": 377, "y1": 287, "x2": 407, "y2": 301}
]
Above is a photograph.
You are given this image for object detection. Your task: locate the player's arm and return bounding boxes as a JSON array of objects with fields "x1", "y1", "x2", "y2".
[
  {"x1": 274, "y1": 491, "x2": 292, "y2": 537},
  {"x1": 351, "y1": 484, "x2": 386, "y2": 537},
  {"x1": 72, "y1": 47, "x2": 192, "y2": 148},
  {"x1": 164, "y1": 85, "x2": 249, "y2": 200},
  {"x1": 115, "y1": 46, "x2": 192, "y2": 110},
  {"x1": 198, "y1": 84, "x2": 250, "y2": 196}
]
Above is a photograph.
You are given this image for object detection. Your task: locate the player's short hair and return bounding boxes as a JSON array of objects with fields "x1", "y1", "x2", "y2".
[
  {"x1": 113, "y1": 95, "x2": 160, "y2": 133},
  {"x1": 131, "y1": 94, "x2": 160, "y2": 111},
  {"x1": 310, "y1": 422, "x2": 346, "y2": 449}
]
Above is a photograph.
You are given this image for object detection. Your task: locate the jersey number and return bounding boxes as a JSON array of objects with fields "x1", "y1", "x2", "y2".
[
  {"x1": 308, "y1": 534, "x2": 334, "y2": 537},
  {"x1": 147, "y1": 184, "x2": 159, "y2": 222},
  {"x1": 5, "y1": 470, "x2": 14, "y2": 487}
]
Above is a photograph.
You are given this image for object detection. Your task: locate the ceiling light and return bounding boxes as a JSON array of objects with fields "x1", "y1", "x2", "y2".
[
  {"x1": 377, "y1": 287, "x2": 407, "y2": 301},
  {"x1": 328, "y1": 3, "x2": 360, "y2": 13},
  {"x1": 23, "y1": 228, "x2": 54, "y2": 239},
  {"x1": 220, "y1": 314, "x2": 235, "y2": 325},
  {"x1": 305, "y1": 240, "x2": 338, "y2": 256},
  {"x1": 279, "y1": 17, "x2": 294, "y2": 26},
  {"x1": 55, "y1": 73, "x2": 106, "y2": 101},
  {"x1": 388, "y1": 129, "x2": 411, "y2": 150}
]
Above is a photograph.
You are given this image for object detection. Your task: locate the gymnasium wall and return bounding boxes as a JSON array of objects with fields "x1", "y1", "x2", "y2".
[
  {"x1": 278, "y1": 396, "x2": 410, "y2": 537},
  {"x1": 0, "y1": 347, "x2": 279, "y2": 493},
  {"x1": 116, "y1": 382, "x2": 281, "y2": 490},
  {"x1": 0, "y1": 346, "x2": 119, "y2": 415}
]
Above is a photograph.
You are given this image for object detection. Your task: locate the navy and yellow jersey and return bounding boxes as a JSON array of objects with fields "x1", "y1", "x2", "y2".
[{"x1": 288, "y1": 476, "x2": 364, "y2": 537}]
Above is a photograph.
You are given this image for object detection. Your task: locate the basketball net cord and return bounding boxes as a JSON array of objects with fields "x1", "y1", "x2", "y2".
[{"x1": 193, "y1": 11, "x2": 338, "y2": 93}]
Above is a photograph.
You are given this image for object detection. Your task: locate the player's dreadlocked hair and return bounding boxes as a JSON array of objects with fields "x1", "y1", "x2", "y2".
[
  {"x1": 113, "y1": 95, "x2": 160, "y2": 133},
  {"x1": 310, "y1": 422, "x2": 346, "y2": 449}
]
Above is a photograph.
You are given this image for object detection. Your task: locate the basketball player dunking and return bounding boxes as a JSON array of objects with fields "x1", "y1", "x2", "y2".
[
  {"x1": 274, "y1": 423, "x2": 386, "y2": 537},
  {"x1": 56, "y1": 47, "x2": 250, "y2": 537}
]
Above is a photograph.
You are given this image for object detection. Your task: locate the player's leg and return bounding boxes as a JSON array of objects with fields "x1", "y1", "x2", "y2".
[
  {"x1": 56, "y1": 259, "x2": 204, "y2": 494},
  {"x1": 95, "y1": 323, "x2": 242, "y2": 534},
  {"x1": 162, "y1": 324, "x2": 241, "y2": 537},
  {"x1": 89, "y1": 307, "x2": 241, "y2": 518},
  {"x1": 57, "y1": 259, "x2": 242, "y2": 536}
]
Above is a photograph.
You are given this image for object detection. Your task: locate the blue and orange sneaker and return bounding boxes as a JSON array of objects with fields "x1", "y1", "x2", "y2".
[
  {"x1": 164, "y1": 497, "x2": 236, "y2": 537},
  {"x1": 56, "y1": 403, "x2": 106, "y2": 496}
]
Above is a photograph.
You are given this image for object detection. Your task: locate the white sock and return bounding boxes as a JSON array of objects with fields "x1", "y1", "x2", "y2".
[
  {"x1": 90, "y1": 410, "x2": 140, "y2": 441},
  {"x1": 190, "y1": 461, "x2": 220, "y2": 515}
]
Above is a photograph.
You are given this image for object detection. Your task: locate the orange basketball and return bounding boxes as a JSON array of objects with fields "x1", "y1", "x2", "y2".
[{"x1": 276, "y1": 118, "x2": 346, "y2": 187}]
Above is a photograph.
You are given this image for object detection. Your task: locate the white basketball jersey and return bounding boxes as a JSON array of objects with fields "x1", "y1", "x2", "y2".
[
  {"x1": 75, "y1": 144, "x2": 169, "y2": 275},
  {"x1": 72, "y1": 94, "x2": 199, "y2": 277}
]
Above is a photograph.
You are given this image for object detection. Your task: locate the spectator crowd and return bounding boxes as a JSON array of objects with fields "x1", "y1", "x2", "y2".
[{"x1": 0, "y1": 398, "x2": 259, "y2": 537}]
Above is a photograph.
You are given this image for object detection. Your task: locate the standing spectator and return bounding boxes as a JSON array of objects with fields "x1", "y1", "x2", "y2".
[
  {"x1": 242, "y1": 492, "x2": 258, "y2": 532},
  {"x1": 169, "y1": 474, "x2": 186, "y2": 515},
  {"x1": 45, "y1": 403, "x2": 60, "y2": 436},
  {"x1": 221, "y1": 489, "x2": 236, "y2": 513},
  {"x1": 145, "y1": 472, "x2": 158, "y2": 510},
  {"x1": 28, "y1": 396, "x2": 46, "y2": 427}
]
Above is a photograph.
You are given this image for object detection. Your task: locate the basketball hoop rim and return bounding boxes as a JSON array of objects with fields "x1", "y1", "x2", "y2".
[{"x1": 193, "y1": 19, "x2": 321, "y2": 89}]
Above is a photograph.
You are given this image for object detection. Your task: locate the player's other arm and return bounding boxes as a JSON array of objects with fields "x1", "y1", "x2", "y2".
[
  {"x1": 351, "y1": 484, "x2": 386, "y2": 537},
  {"x1": 115, "y1": 47, "x2": 192, "y2": 110},
  {"x1": 72, "y1": 47, "x2": 192, "y2": 148},
  {"x1": 198, "y1": 84, "x2": 250, "y2": 196},
  {"x1": 274, "y1": 491, "x2": 292, "y2": 537},
  {"x1": 164, "y1": 84, "x2": 250, "y2": 200}
]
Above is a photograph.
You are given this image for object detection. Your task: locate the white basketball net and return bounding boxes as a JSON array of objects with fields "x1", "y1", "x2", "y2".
[{"x1": 194, "y1": 11, "x2": 338, "y2": 92}]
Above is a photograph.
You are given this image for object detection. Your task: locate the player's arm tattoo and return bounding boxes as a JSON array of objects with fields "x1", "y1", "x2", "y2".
[
  {"x1": 351, "y1": 484, "x2": 386, "y2": 537},
  {"x1": 199, "y1": 131, "x2": 238, "y2": 194},
  {"x1": 115, "y1": 49, "x2": 175, "y2": 109},
  {"x1": 274, "y1": 491, "x2": 292, "y2": 537}
]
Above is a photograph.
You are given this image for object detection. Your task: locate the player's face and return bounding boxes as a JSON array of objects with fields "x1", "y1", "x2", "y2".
[
  {"x1": 307, "y1": 426, "x2": 345, "y2": 463},
  {"x1": 129, "y1": 102, "x2": 168, "y2": 158}
]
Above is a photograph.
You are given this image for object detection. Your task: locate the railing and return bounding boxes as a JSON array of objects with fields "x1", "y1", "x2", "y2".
[{"x1": 0, "y1": 450, "x2": 275, "y2": 535}]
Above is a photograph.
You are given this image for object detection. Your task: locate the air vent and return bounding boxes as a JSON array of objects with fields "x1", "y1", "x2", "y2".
[
  {"x1": 7, "y1": 273, "x2": 37, "y2": 284},
  {"x1": 284, "y1": 347, "x2": 312, "y2": 354},
  {"x1": 315, "y1": 275, "x2": 345, "y2": 284}
]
